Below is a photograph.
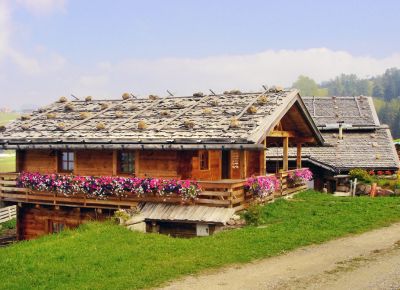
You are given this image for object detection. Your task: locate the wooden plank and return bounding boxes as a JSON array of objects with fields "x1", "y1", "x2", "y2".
[
  {"x1": 194, "y1": 198, "x2": 231, "y2": 206},
  {"x1": 0, "y1": 187, "x2": 27, "y2": 192},
  {"x1": 0, "y1": 180, "x2": 17, "y2": 185},
  {"x1": 198, "y1": 191, "x2": 231, "y2": 197},
  {"x1": 268, "y1": 130, "x2": 296, "y2": 138}
]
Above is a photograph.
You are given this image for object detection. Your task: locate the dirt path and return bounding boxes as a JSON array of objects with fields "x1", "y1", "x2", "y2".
[{"x1": 159, "y1": 223, "x2": 400, "y2": 290}]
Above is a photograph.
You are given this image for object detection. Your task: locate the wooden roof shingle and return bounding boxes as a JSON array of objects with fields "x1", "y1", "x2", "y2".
[{"x1": 0, "y1": 89, "x2": 323, "y2": 149}]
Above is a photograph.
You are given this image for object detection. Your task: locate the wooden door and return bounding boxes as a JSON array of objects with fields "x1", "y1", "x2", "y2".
[{"x1": 221, "y1": 150, "x2": 230, "y2": 179}]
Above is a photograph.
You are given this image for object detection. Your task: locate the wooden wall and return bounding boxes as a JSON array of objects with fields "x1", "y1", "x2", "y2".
[
  {"x1": 246, "y1": 150, "x2": 261, "y2": 177},
  {"x1": 17, "y1": 205, "x2": 113, "y2": 240},
  {"x1": 138, "y1": 150, "x2": 180, "y2": 178},
  {"x1": 17, "y1": 148, "x2": 264, "y2": 180},
  {"x1": 191, "y1": 150, "x2": 221, "y2": 180},
  {"x1": 19, "y1": 150, "x2": 57, "y2": 173},
  {"x1": 75, "y1": 150, "x2": 113, "y2": 176}
]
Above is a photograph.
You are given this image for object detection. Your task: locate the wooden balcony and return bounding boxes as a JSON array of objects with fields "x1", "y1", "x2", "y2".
[{"x1": 0, "y1": 171, "x2": 308, "y2": 212}]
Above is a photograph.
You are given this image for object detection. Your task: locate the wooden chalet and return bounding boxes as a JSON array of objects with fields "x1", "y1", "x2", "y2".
[
  {"x1": 267, "y1": 96, "x2": 400, "y2": 192},
  {"x1": 0, "y1": 88, "x2": 323, "y2": 239}
]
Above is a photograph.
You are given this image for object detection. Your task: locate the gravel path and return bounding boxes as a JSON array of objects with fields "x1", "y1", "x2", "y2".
[{"x1": 159, "y1": 223, "x2": 400, "y2": 290}]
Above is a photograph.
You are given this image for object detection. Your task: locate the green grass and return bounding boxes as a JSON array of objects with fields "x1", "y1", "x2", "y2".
[
  {"x1": 1, "y1": 191, "x2": 400, "y2": 289},
  {"x1": 0, "y1": 219, "x2": 16, "y2": 235},
  {"x1": 0, "y1": 112, "x2": 19, "y2": 126},
  {"x1": 0, "y1": 153, "x2": 15, "y2": 173}
]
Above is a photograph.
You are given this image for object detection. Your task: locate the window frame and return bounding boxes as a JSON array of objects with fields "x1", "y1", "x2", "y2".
[
  {"x1": 199, "y1": 150, "x2": 210, "y2": 171},
  {"x1": 117, "y1": 151, "x2": 135, "y2": 174},
  {"x1": 58, "y1": 151, "x2": 74, "y2": 173}
]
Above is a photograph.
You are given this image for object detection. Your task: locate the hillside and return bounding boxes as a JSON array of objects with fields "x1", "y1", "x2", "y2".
[
  {"x1": 0, "y1": 112, "x2": 19, "y2": 126},
  {"x1": 1, "y1": 191, "x2": 400, "y2": 290}
]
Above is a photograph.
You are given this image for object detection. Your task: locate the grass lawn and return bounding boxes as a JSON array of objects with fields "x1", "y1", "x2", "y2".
[
  {"x1": 0, "y1": 112, "x2": 19, "y2": 126},
  {"x1": 0, "y1": 153, "x2": 15, "y2": 172},
  {"x1": 0, "y1": 219, "x2": 16, "y2": 235},
  {"x1": 1, "y1": 191, "x2": 400, "y2": 289}
]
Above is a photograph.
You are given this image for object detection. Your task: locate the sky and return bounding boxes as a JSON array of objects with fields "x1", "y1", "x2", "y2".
[{"x1": 1, "y1": 0, "x2": 400, "y2": 109}]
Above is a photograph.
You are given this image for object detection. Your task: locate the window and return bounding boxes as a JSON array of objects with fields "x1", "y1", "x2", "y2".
[
  {"x1": 48, "y1": 221, "x2": 65, "y2": 234},
  {"x1": 118, "y1": 151, "x2": 135, "y2": 174},
  {"x1": 59, "y1": 151, "x2": 74, "y2": 172},
  {"x1": 199, "y1": 150, "x2": 209, "y2": 170}
]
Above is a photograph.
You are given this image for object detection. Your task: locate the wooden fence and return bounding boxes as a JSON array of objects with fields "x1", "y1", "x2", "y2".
[
  {"x1": 0, "y1": 205, "x2": 16, "y2": 223},
  {"x1": 0, "y1": 171, "x2": 308, "y2": 213}
]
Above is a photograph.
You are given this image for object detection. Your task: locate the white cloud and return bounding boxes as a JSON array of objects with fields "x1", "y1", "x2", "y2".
[
  {"x1": 100, "y1": 48, "x2": 400, "y2": 96},
  {"x1": 2, "y1": 47, "x2": 400, "y2": 109},
  {"x1": 16, "y1": 0, "x2": 66, "y2": 15},
  {"x1": 79, "y1": 75, "x2": 109, "y2": 87}
]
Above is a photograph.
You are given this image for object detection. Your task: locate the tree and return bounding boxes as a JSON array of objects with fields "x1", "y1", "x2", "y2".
[{"x1": 292, "y1": 75, "x2": 327, "y2": 96}]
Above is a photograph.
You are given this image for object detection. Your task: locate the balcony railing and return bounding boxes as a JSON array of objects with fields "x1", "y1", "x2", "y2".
[{"x1": 0, "y1": 170, "x2": 309, "y2": 212}]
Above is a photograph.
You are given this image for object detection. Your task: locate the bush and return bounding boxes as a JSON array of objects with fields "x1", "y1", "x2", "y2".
[
  {"x1": 1, "y1": 218, "x2": 16, "y2": 230},
  {"x1": 242, "y1": 203, "x2": 264, "y2": 226},
  {"x1": 349, "y1": 169, "x2": 372, "y2": 183},
  {"x1": 377, "y1": 179, "x2": 390, "y2": 188},
  {"x1": 395, "y1": 182, "x2": 400, "y2": 190}
]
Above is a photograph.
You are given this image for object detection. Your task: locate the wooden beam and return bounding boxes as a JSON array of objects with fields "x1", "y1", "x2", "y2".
[
  {"x1": 225, "y1": 90, "x2": 269, "y2": 130},
  {"x1": 240, "y1": 150, "x2": 247, "y2": 179},
  {"x1": 155, "y1": 94, "x2": 212, "y2": 131},
  {"x1": 235, "y1": 91, "x2": 267, "y2": 120},
  {"x1": 108, "y1": 98, "x2": 165, "y2": 132},
  {"x1": 268, "y1": 130, "x2": 296, "y2": 138},
  {"x1": 295, "y1": 136, "x2": 315, "y2": 143},
  {"x1": 112, "y1": 150, "x2": 118, "y2": 176},
  {"x1": 283, "y1": 137, "x2": 289, "y2": 171},
  {"x1": 259, "y1": 138, "x2": 266, "y2": 176},
  {"x1": 296, "y1": 143, "x2": 302, "y2": 169},
  {"x1": 64, "y1": 98, "x2": 132, "y2": 131}
]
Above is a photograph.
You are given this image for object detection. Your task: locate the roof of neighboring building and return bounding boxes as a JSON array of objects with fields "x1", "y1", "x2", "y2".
[
  {"x1": 140, "y1": 202, "x2": 235, "y2": 224},
  {"x1": 302, "y1": 96, "x2": 380, "y2": 128},
  {"x1": 267, "y1": 128, "x2": 399, "y2": 172},
  {"x1": 0, "y1": 88, "x2": 323, "y2": 150},
  {"x1": 267, "y1": 96, "x2": 400, "y2": 172}
]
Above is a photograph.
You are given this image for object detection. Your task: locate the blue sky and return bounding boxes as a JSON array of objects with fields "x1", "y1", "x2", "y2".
[{"x1": 1, "y1": 0, "x2": 400, "y2": 109}]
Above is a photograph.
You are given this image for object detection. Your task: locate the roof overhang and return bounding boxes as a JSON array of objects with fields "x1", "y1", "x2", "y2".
[{"x1": 248, "y1": 90, "x2": 324, "y2": 145}]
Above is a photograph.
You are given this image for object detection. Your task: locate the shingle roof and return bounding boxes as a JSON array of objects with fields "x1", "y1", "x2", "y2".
[
  {"x1": 140, "y1": 202, "x2": 235, "y2": 224},
  {"x1": 0, "y1": 89, "x2": 323, "y2": 149},
  {"x1": 267, "y1": 128, "x2": 399, "y2": 171},
  {"x1": 302, "y1": 96, "x2": 380, "y2": 127},
  {"x1": 267, "y1": 96, "x2": 400, "y2": 172}
]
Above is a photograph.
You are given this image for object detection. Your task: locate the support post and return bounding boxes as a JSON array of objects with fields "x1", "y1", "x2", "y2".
[
  {"x1": 112, "y1": 150, "x2": 118, "y2": 176},
  {"x1": 283, "y1": 137, "x2": 289, "y2": 171},
  {"x1": 296, "y1": 143, "x2": 302, "y2": 169},
  {"x1": 259, "y1": 139, "x2": 266, "y2": 176}
]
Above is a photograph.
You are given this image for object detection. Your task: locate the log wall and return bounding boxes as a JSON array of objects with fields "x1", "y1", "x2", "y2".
[
  {"x1": 16, "y1": 148, "x2": 264, "y2": 180},
  {"x1": 17, "y1": 204, "x2": 113, "y2": 240},
  {"x1": 75, "y1": 150, "x2": 114, "y2": 176}
]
